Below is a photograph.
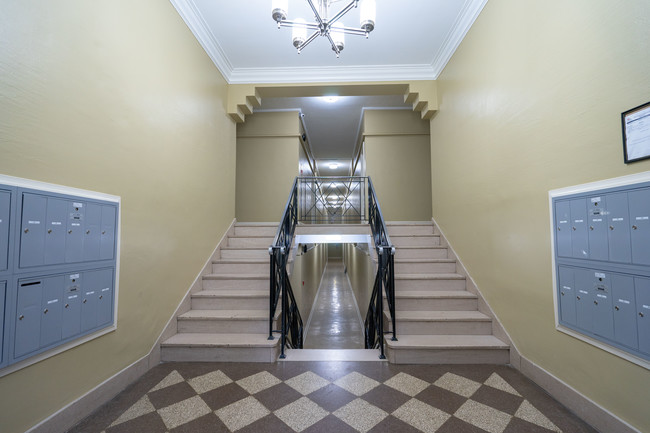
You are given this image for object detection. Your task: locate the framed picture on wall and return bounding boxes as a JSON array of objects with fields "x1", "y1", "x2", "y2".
[{"x1": 622, "y1": 101, "x2": 650, "y2": 163}]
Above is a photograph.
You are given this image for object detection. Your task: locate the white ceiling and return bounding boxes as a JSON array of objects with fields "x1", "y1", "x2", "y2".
[{"x1": 169, "y1": 0, "x2": 488, "y2": 83}]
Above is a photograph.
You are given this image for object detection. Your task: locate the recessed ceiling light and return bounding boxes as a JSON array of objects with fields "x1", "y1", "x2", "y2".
[
  {"x1": 323, "y1": 96, "x2": 339, "y2": 103},
  {"x1": 328, "y1": 163, "x2": 339, "y2": 169}
]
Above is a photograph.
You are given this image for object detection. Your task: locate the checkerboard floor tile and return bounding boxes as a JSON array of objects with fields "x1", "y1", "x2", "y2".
[{"x1": 68, "y1": 362, "x2": 598, "y2": 433}]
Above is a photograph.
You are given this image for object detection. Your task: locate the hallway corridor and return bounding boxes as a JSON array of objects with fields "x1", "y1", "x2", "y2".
[{"x1": 304, "y1": 260, "x2": 364, "y2": 349}]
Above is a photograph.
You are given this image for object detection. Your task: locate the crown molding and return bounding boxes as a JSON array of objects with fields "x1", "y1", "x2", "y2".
[
  {"x1": 430, "y1": 0, "x2": 489, "y2": 78},
  {"x1": 228, "y1": 64, "x2": 437, "y2": 84},
  {"x1": 169, "y1": 0, "x2": 233, "y2": 79}
]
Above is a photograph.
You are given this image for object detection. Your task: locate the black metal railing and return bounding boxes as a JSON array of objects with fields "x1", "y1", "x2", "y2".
[
  {"x1": 269, "y1": 178, "x2": 303, "y2": 358},
  {"x1": 364, "y1": 178, "x2": 396, "y2": 359},
  {"x1": 298, "y1": 176, "x2": 367, "y2": 224}
]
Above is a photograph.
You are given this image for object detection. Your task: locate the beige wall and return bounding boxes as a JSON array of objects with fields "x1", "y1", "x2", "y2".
[
  {"x1": 343, "y1": 244, "x2": 376, "y2": 319},
  {"x1": 236, "y1": 111, "x2": 300, "y2": 222},
  {"x1": 430, "y1": 0, "x2": 650, "y2": 430},
  {"x1": 364, "y1": 110, "x2": 432, "y2": 221},
  {"x1": 0, "y1": 1, "x2": 236, "y2": 432},
  {"x1": 289, "y1": 244, "x2": 327, "y2": 326}
]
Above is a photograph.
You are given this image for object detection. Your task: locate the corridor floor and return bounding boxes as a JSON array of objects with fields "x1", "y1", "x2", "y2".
[
  {"x1": 68, "y1": 361, "x2": 597, "y2": 433},
  {"x1": 303, "y1": 260, "x2": 364, "y2": 349}
]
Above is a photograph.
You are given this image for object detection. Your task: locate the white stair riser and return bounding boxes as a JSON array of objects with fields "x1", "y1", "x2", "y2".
[
  {"x1": 395, "y1": 248, "x2": 448, "y2": 259},
  {"x1": 392, "y1": 320, "x2": 492, "y2": 335},
  {"x1": 191, "y1": 297, "x2": 269, "y2": 310},
  {"x1": 221, "y1": 249, "x2": 269, "y2": 259},
  {"x1": 178, "y1": 318, "x2": 275, "y2": 334},
  {"x1": 161, "y1": 346, "x2": 279, "y2": 363},
  {"x1": 212, "y1": 262, "x2": 268, "y2": 274},
  {"x1": 392, "y1": 298, "x2": 477, "y2": 311},
  {"x1": 391, "y1": 236, "x2": 440, "y2": 247},
  {"x1": 395, "y1": 279, "x2": 466, "y2": 291},
  {"x1": 387, "y1": 225, "x2": 434, "y2": 235},
  {"x1": 386, "y1": 347, "x2": 509, "y2": 364},
  {"x1": 394, "y1": 262, "x2": 456, "y2": 273},
  {"x1": 228, "y1": 237, "x2": 274, "y2": 248},
  {"x1": 234, "y1": 226, "x2": 277, "y2": 237},
  {"x1": 202, "y1": 279, "x2": 268, "y2": 290}
]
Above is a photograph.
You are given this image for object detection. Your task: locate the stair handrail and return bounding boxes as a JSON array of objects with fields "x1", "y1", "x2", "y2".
[
  {"x1": 269, "y1": 178, "x2": 303, "y2": 358},
  {"x1": 365, "y1": 177, "x2": 397, "y2": 359}
]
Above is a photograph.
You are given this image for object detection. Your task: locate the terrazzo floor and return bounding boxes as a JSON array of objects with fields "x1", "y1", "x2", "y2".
[
  {"x1": 304, "y1": 260, "x2": 364, "y2": 349},
  {"x1": 67, "y1": 361, "x2": 597, "y2": 433}
]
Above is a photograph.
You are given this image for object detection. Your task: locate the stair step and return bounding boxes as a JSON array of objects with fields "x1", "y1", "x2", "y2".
[
  {"x1": 388, "y1": 310, "x2": 492, "y2": 335},
  {"x1": 212, "y1": 259, "x2": 268, "y2": 274},
  {"x1": 234, "y1": 223, "x2": 278, "y2": 237},
  {"x1": 386, "y1": 222, "x2": 434, "y2": 235},
  {"x1": 192, "y1": 290, "x2": 269, "y2": 310},
  {"x1": 389, "y1": 291, "x2": 477, "y2": 311},
  {"x1": 390, "y1": 235, "x2": 441, "y2": 247},
  {"x1": 202, "y1": 274, "x2": 268, "y2": 290},
  {"x1": 394, "y1": 258, "x2": 456, "y2": 273},
  {"x1": 228, "y1": 236, "x2": 275, "y2": 248},
  {"x1": 161, "y1": 333, "x2": 280, "y2": 362},
  {"x1": 394, "y1": 246, "x2": 448, "y2": 259},
  {"x1": 394, "y1": 273, "x2": 466, "y2": 291},
  {"x1": 220, "y1": 247, "x2": 269, "y2": 259},
  {"x1": 177, "y1": 309, "x2": 277, "y2": 334},
  {"x1": 386, "y1": 335, "x2": 509, "y2": 364}
]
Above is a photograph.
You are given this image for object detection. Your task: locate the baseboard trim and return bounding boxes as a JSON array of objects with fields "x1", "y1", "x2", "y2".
[
  {"x1": 25, "y1": 219, "x2": 237, "y2": 433},
  {"x1": 519, "y1": 356, "x2": 640, "y2": 433}
]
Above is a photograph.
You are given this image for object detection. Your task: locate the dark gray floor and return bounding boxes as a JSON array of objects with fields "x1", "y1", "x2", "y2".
[{"x1": 304, "y1": 260, "x2": 364, "y2": 349}]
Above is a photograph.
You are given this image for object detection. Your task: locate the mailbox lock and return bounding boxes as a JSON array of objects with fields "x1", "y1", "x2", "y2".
[
  {"x1": 102, "y1": 230, "x2": 106, "y2": 235},
  {"x1": 47, "y1": 229, "x2": 52, "y2": 234},
  {"x1": 589, "y1": 226, "x2": 594, "y2": 231},
  {"x1": 86, "y1": 230, "x2": 90, "y2": 234},
  {"x1": 615, "y1": 306, "x2": 620, "y2": 311},
  {"x1": 83, "y1": 299, "x2": 87, "y2": 304},
  {"x1": 75, "y1": 207, "x2": 79, "y2": 211},
  {"x1": 65, "y1": 303, "x2": 69, "y2": 309},
  {"x1": 609, "y1": 226, "x2": 614, "y2": 230},
  {"x1": 68, "y1": 230, "x2": 73, "y2": 234},
  {"x1": 24, "y1": 228, "x2": 29, "y2": 233},
  {"x1": 640, "y1": 312, "x2": 645, "y2": 318},
  {"x1": 561, "y1": 292, "x2": 565, "y2": 296},
  {"x1": 577, "y1": 296, "x2": 581, "y2": 300},
  {"x1": 572, "y1": 227, "x2": 576, "y2": 231},
  {"x1": 43, "y1": 308, "x2": 48, "y2": 314},
  {"x1": 99, "y1": 295, "x2": 103, "y2": 299},
  {"x1": 632, "y1": 225, "x2": 638, "y2": 230},
  {"x1": 594, "y1": 300, "x2": 598, "y2": 305},
  {"x1": 19, "y1": 315, "x2": 24, "y2": 320}
]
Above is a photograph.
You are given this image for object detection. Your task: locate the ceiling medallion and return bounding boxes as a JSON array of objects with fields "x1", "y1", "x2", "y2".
[{"x1": 271, "y1": 0, "x2": 376, "y2": 57}]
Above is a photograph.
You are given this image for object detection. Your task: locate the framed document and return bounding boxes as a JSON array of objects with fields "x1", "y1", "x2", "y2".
[{"x1": 622, "y1": 101, "x2": 650, "y2": 163}]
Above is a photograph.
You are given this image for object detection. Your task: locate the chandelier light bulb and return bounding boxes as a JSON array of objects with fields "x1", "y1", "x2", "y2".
[
  {"x1": 332, "y1": 22, "x2": 345, "y2": 52},
  {"x1": 292, "y1": 18, "x2": 307, "y2": 48},
  {"x1": 272, "y1": 0, "x2": 288, "y2": 22},
  {"x1": 360, "y1": 0, "x2": 376, "y2": 33}
]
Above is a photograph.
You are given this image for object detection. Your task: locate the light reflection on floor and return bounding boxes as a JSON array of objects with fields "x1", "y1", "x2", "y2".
[{"x1": 304, "y1": 260, "x2": 364, "y2": 349}]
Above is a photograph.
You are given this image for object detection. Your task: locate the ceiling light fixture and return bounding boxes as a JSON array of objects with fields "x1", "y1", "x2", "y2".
[
  {"x1": 272, "y1": 0, "x2": 376, "y2": 58},
  {"x1": 323, "y1": 96, "x2": 339, "y2": 103},
  {"x1": 328, "y1": 163, "x2": 339, "y2": 169}
]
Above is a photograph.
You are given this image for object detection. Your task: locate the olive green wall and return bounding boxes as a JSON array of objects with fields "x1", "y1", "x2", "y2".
[
  {"x1": 364, "y1": 110, "x2": 432, "y2": 221},
  {"x1": 236, "y1": 111, "x2": 300, "y2": 222},
  {"x1": 343, "y1": 244, "x2": 376, "y2": 317},
  {"x1": 430, "y1": 0, "x2": 650, "y2": 430},
  {"x1": 0, "y1": 1, "x2": 236, "y2": 432},
  {"x1": 289, "y1": 244, "x2": 328, "y2": 326}
]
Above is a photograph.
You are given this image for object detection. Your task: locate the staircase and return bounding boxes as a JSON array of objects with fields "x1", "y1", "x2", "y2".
[
  {"x1": 384, "y1": 221, "x2": 510, "y2": 364},
  {"x1": 161, "y1": 223, "x2": 281, "y2": 362}
]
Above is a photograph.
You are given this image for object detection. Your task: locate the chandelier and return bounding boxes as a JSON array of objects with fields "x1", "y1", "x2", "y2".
[{"x1": 271, "y1": 0, "x2": 376, "y2": 57}]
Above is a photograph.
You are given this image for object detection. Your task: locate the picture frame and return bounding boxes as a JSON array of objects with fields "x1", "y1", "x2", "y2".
[{"x1": 622, "y1": 101, "x2": 650, "y2": 163}]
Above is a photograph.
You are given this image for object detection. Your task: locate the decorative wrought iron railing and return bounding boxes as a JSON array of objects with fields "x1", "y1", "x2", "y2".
[
  {"x1": 269, "y1": 178, "x2": 303, "y2": 358},
  {"x1": 270, "y1": 176, "x2": 395, "y2": 358},
  {"x1": 298, "y1": 176, "x2": 367, "y2": 224},
  {"x1": 364, "y1": 177, "x2": 396, "y2": 359}
]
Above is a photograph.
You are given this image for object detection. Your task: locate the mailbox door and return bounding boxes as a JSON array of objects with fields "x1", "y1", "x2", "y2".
[
  {"x1": 0, "y1": 191, "x2": 10, "y2": 272},
  {"x1": 44, "y1": 198, "x2": 68, "y2": 266},
  {"x1": 100, "y1": 206, "x2": 116, "y2": 261},
  {"x1": 606, "y1": 192, "x2": 632, "y2": 263},
  {"x1": 558, "y1": 266, "x2": 577, "y2": 326},
  {"x1": 15, "y1": 280, "x2": 43, "y2": 357},
  {"x1": 612, "y1": 274, "x2": 638, "y2": 350},
  {"x1": 636, "y1": 278, "x2": 650, "y2": 355},
  {"x1": 574, "y1": 268, "x2": 594, "y2": 332},
  {"x1": 555, "y1": 200, "x2": 572, "y2": 258},
  {"x1": 587, "y1": 196, "x2": 608, "y2": 261},
  {"x1": 20, "y1": 194, "x2": 47, "y2": 268},
  {"x1": 84, "y1": 203, "x2": 101, "y2": 262},
  {"x1": 591, "y1": 272, "x2": 614, "y2": 341},
  {"x1": 80, "y1": 270, "x2": 99, "y2": 332},
  {"x1": 96, "y1": 269, "x2": 114, "y2": 327},
  {"x1": 62, "y1": 273, "x2": 82, "y2": 340},
  {"x1": 40, "y1": 275, "x2": 63, "y2": 348},
  {"x1": 65, "y1": 201, "x2": 85, "y2": 263},
  {"x1": 628, "y1": 188, "x2": 650, "y2": 266},
  {"x1": 570, "y1": 199, "x2": 589, "y2": 259}
]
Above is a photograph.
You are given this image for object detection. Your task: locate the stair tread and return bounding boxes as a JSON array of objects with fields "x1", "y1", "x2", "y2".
[
  {"x1": 396, "y1": 245, "x2": 447, "y2": 249},
  {"x1": 394, "y1": 259, "x2": 455, "y2": 263},
  {"x1": 179, "y1": 309, "x2": 275, "y2": 320},
  {"x1": 392, "y1": 290, "x2": 477, "y2": 299},
  {"x1": 395, "y1": 273, "x2": 465, "y2": 280},
  {"x1": 229, "y1": 235, "x2": 275, "y2": 239},
  {"x1": 386, "y1": 334, "x2": 508, "y2": 349},
  {"x1": 386, "y1": 221, "x2": 432, "y2": 226},
  {"x1": 235, "y1": 222, "x2": 278, "y2": 226},
  {"x1": 203, "y1": 274, "x2": 268, "y2": 280},
  {"x1": 393, "y1": 310, "x2": 491, "y2": 321},
  {"x1": 390, "y1": 234, "x2": 439, "y2": 238},
  {"x1": 221, "y1": 246, "x2": 268, "y2": 250},
  {"x1": 213, "y1": 259, "x2": 268, "y2": 264},
  {"x1": 193, "y1": 290, "x2": 269, "y2": 298},
  {"x1": 162, "y1": 333, "x2": 279, "y2": 348}
]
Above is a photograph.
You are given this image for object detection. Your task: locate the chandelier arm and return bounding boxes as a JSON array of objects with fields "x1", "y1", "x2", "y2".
[
  {"x1": 326, "y1": 32, "x2": 341, "y2": 55},
  {"x1": 337, "y1": 27, "x2": 367, "y2": 36},
  {"x1": 279, "y1": 20, "x2": 320, "y2": 31},
  {"x1": 297, "y1": 30, "x2": 320, "y2": 51},
  {"x1": 306, "y1": 0, "x2": 325, "y2": 27},
  {"x1": 327, "y1": 0, "x2": 358, "y2": 27}
]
